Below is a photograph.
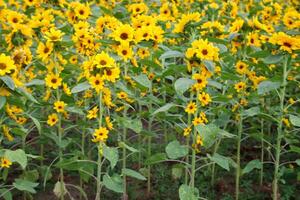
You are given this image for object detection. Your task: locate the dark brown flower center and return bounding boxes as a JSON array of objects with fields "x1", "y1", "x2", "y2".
[
  {"x1": 44, "y1": 47, "x2": 50, "y2": 54},
  {"x1": 120, "y1": 33, "x2": 128, "y2": 40},
  {"x1": 51, "y1": 78, "x2": 57, "y2": 83},
  {"x1": 0, "y1": 63, "x2": 7, "y2": 70},
  {"x1": 202, "y1": 49, "x2": 208, "y2": 55}
]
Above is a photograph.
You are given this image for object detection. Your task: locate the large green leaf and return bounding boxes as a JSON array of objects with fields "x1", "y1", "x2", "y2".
[
  {"x1": 5, "y1": 149, "x2": 27, "y2": 169},
  {"x1": 122, "y1": 168, "x2": 146, "y2": 181},
  {"x1": 145, "y1": 153, "x2": 167, "y2": 165},
  {"x1": 0, "y1": 96, "x2": 6, "y2": 109},
  {"x1": 0, "y1": 76, "x2": 15, "y2": 90},
  {"x1": 263, "y1": 54, "x2": 283, "y2": 64},
  {"x1": 242, "y1": 159, "x2": 262, "y2": 175},
  {"x1": 174, "y1": 78, "x2": 195, "y2": 96},
  {"x1": 195, "y1": 124, "x2": 219, "y2": 148},
  {"x1": 103, "y1": 145, "x2": 119, "y2": 169},
  {"x1": 13, "y1": 179, "x2": 39, "y2": 193},
  {"x1": 165, "y1": 140, "x2": 188, "y2": 159},
  {"x1": 0, "y1": 189, "x2": 12, "y2": 200},
  {"x1": 122, "y1": 118, "x2": 143, "y2": 133},
  {"x1": 290, "y1": 115, "x2": 300, "y2": 127},
  {"x1": 152, "y1": 103, "x2": 175, "y2": 115},
  {"x1": 71, "y1": 82, "x2": 91, "y2": 93},
  {"x1": 103, "y1": 174, "x2": 123, "y2": 193},
  {"x1": 132, "y1": 74, "x2": 151, "y2": 89},
  {"x1": 257, "y1": 81, "x2": 280, "y2": 95},
  {"x1": 208, "y1": 153, "x2": 230, "y2": 171},
  {"x1": 179, "y1": 184, "x2": 198, "y2": 200}
]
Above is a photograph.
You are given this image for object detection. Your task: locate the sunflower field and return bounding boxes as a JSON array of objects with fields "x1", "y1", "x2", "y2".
[{"x1": 0, "y1": 0, "x2": 300, "y2": 199}]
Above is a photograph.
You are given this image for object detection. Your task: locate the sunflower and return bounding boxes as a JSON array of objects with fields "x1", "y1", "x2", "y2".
[
  {"x1": 0, "y1": 54, "x2": 17, "y2": 76},
  {"x1": 87, "y1": 106, "x2": 98, "y2": 119},
  {"x1": 103, "y1": 67, "x2": 120, "y2": 83},
  {"x1": 111, "y1": 24, "x2": 134, "y2": 43},
  {"x1": 2, "y1": 125, "x2": 14, "y2": 142},
  {"x1": 183, "y1": 126, "x2": 192, "y2": 136},
  {"x1": 92, "y1": 127, "x2": 109, "y2": 143},
  {"x1": 45, "y1": 73, "x2": 62, "y2": 89},
  {"x1": 1, "y1": 157, "x2": 12, "y2": 168},
  {"x1": 37, "y1": 41, "x2": 53, "y2": 62},
  {"x1": 192, "y1": 73, "x2": 208, "y2": 91},
  {"x1": 93, "y1": 52, "x2": 116, "y2": 69},
  {"x1": 7, "y1": 10, "x2": 24, "y2": 26},
  {"x1": 44, "y1": 27, "x2": 65, "y2": 42},
  {"x1": 247, "y1": 32, "x2": 261, "y2": 47},
  {"x1": 74, "y1": 3, "x2": 91, "y2": 20},
  {"x1": 234, "y1": 82, "x2": 246, "y2": 93},
  {"x1": 47, "y1": 113, "x2": 58, "y2": 126},
  {"x1": 54, "y1": 101, "x2": 67, "y2": 113},
  {"x1": 235, "y1": 61, "x2": 248, "y2": 75},
  {"x1": 198, "y1": 92, "x2": 212, "y2": 106},
  {"x1": 185, "y1": 101, "x2": 197, "y2": 114},
  {"x1": 269, "y1": 32, "x2": 300, "y2": 53},
  {"x1": 89, "y1": 74, "x2": 104, "y2": 93},
  {"x1": 116, "y1": 42, "x2": 133, "y2": 61},
  {"x1": 105, "y1": 116, "x2": 113, "y2": 130},
  {"x1": 187, "y1": 39, "x2": 219, "y2": 61},
  {"x1": 117, "y1": 91, "x2": 128, "y2": 99}
]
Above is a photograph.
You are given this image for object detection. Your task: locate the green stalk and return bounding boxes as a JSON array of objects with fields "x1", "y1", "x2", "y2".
[
  {"x1": 147, "y1": 117, "x2": 153, "y2": 196},
  {"x1": 211, "y1": 138, "x2": 221, "y2": 187},
  {"x1": 95, "y1": 92, "x2": 103, "y2": 200},
  {"x1": 260, "y1": 119, "x2": 264, "y2": 186},
  {"x1": 273, "y1": 56, "x2": 288, "y2": 200},
  {"x1": 235, "y1": 113, "x2": 243, "y2": 200},
  {"x1": 185, "y1": 113, "x2": 191, "y2": 185},
  {"x1": 138, "y1": 103, "x2": 142, "y2": 169},
  {"x1": 122, "y1": 106, "x2": 128, "y2": 199},
  {"x1": 58, "y1": 112, "x2": 64, "y2": 200}
]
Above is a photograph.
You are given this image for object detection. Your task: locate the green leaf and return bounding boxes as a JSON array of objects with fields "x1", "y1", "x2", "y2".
[
  {"x1": 290, "y1": 145, "x2": 300, "y2": 154},
  {"x1": 132, "y1": 74, "x2": 151, "y2": 89},
  {"x1": 159, "y1": 50, "x2": 184, "y2": 60},
  {"x1": 165, "y1": 140, "x2": 188, "y2": 159},
  {"x1": 122, "y1": 168, "x2": 146, "y2": 181},
  {"x1": 195, "y1": 124, "x2": 219, "y2": 148},
  {"x1": 290, "y1": 115, "x2": 300, "y2": 127},
  {"x1": 242, "y1": 159, "x2": 262, "y2": 175},
  {"x1": 53, "y1": 181, "x2": 66, "y2": 198},
  {"x1": 103, "y1": 174, "x2": 123, "y2": 193},
  {"x1": 0, "y1": 76, "x2": 15, "y2": 90},
  {"x1": 0, "y1": 96, "x2": 6, "y2": 109},
  {"x1": 13, "y1": 179, "x2": 39, "y2": 193},
  {"x1": 263, "y1": 54, "x2": 283, "y2": 64},
  {"x1": 257, "y1": 81, "x2": 280, "y2": 95},
  {"x1": 208, "y1": 153, "x2": 229, "y2": 171},
  {"x1": 152, "y1": 103, "x2": 175, "y2": 115},
  {"x1": 242, "y1": 107, "x2": 260, "y2": 117},
  {"x1": 145, "y1": 153, "x2": 167, "y2": 165},
  {"x1": 18, "y1": 87, "x2": 39, "y2": 104},
  {"x1": 0, "y1": 189, "x2": 12, "y2": 200},
  {"x1": 295, "y1": 159, "x2": 300, "y2": 166},
  {"x1": 71, "y1": 82, "x2": 91, "y2": 93},
  {"x1": 179, "y1": 184, "x2": 198, "y2": 200},
  {"x1": 203, "y1": 60, "x2": 215, "y2": 72},
  {"x1": 119, "y1": 142, "x2": 138, "y2": 153},
  {"x1": 103, "y1": 145, "x2": 119, "y2": 169},
  {"x1": 122, "y1": 118, "x2": 143, "y2": 133},
  {"x1": 249, "y1": 50, "x2": 270, "y2": 58},
  {"x1": 26, "y1": 114, "x2": 41, "y2": 135},
  {"x1": 5, "y1": 149, "x2": 27, "y2": 169},
  {"x1": 172, "y1": 164, "x2": 184, "y2": 179},
  {"x1": 174, "y1": 78, "x2": 195, "y2": 96},
  {"x1": 25, "y1": 79, "x2": 44, "y2": 86}
]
